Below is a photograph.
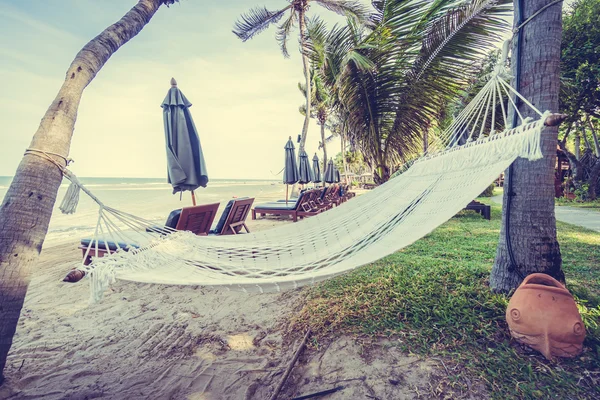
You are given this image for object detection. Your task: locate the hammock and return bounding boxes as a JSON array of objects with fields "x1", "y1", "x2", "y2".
[{"x1": 62, "y1": 62, "x2": 553, "y2": 303}]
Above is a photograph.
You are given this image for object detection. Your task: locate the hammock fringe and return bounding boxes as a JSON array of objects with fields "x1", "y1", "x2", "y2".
[{"x1": 59, "y1": 181, "x2": 80, "y2": 215}]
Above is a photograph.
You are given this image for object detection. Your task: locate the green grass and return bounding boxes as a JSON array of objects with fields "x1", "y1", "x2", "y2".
[
  {"x1": 556, "y1": 197, "x2": 600, "y2": 210},
  {"x1": 292, "y1": 203, "x2": 600, "y2": 399}
]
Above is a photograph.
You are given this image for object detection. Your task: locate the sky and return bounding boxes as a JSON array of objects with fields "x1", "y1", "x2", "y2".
[{"x1": 0, "y1": 0, "x2": 359, "y2": 180}]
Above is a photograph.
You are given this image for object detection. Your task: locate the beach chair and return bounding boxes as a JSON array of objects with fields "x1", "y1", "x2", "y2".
[
  {"x1": 252, "y1": 190, "x2": 316, "y2": 222},
  {"x1": 210, "y1": 197, "x2": 254, "y2": 235},
  {"x1": 463, "y1": 200, "x2": 491, "y2": 220},
  {"x1": 326, "y1": 185, "x2": 343, "y2": 207},
  {"x1": 78, "y1": 202, "x2": 220, "y2": 265},
  {"x1": 340, "y1": 185, "x2": 354, "y2": 201},
  {"x1": 315, "y1": 186, "x2": 336, "y2": 210}
]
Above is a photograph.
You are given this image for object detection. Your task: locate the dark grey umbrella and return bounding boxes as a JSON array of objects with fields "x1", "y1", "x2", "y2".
[
  {"x1": 162, "y1": 78, "x2": 208, "y2": 204},
  {"x1": 324, "y1": 159, "x2": 336, "y2": 184},
  {"x1": 298, "y1": 150, "x2": 314, "y2": 185},
  {"x1": 283, "y1": 136, "x2": 299, "y2": 203},
  {"x1": 312, "y1": 153, "x2": 322, "y2": 184}
]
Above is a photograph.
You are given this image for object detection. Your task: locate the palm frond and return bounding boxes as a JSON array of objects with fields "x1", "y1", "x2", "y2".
[
  {"x1": 388, "y1": 0, "x2": 511, "y2": 151},
  {"x1": 414, "y1": 0, "x2": 511, "y2": 81},
  {"x1": 276, "y1": 11, "x2": 297, "y2": 57},
  {"x1": 314, "y1": 0, "x2": 371, "y2": 22},
  {"x1": 233, "y1": 6, "x2": 291, "y2": 42}
]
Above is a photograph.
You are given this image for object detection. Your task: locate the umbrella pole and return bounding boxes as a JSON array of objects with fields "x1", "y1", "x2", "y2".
[
  {"x1": 286, "y1": 185, "x2": 289, "y2": 205},
  {"x1": 191, "y1": 190, "x2": 197, "y2": 206}
]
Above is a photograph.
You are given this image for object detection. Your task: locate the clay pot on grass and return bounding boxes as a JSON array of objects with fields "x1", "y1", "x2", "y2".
[{"x1": 506, "y1": 273, "x2": 585, "y2": 360}]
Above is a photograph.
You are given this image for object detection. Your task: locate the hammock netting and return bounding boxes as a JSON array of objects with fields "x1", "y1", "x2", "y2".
[{"x1": 65, "y1": 64, "x2": 550, "y2": 302}]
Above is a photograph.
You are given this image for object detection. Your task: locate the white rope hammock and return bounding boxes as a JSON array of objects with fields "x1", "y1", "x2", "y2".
[{"x1": 60, "y1": 61, "x2": 551, "y2": 303}]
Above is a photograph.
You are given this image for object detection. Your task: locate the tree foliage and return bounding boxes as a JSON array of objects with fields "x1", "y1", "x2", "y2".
[
  {"x1": 557, "y1": 0, "x2": 600, "y2": 200},
  {"x1": 560, "y1": 0, "x2": 600, "y2": 119},
  {"x1": 305, "y1": 0, "x2": 511, "y2": 182}
]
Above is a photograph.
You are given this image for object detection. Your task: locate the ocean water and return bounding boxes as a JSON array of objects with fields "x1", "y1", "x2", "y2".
[{"x1": 0, "y1": 176, "x2": 283, "y2": 244}]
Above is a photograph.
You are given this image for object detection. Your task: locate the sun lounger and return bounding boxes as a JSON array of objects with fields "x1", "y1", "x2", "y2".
[
  {"x1": 252, "y1": 190, "x2": 320, "y2": 222},
  {"x1": 78, "y1": 202, "x2": 220, "y2": 265},
  {"x1": 463, "y1": 200, "x2": 491, "y2": 220},
  {"x1": 210, "y1": 197, "x2": 254, "y2": 235}
]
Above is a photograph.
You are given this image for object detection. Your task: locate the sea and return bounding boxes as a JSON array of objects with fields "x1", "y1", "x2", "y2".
[{"x1": 0, "y1": 176, "x2": 283, "y2": 246}]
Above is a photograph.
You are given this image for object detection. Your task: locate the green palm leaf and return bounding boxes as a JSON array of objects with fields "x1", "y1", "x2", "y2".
[{"x1": 233, "y1": 6, "x2": 291, "y2": 41}]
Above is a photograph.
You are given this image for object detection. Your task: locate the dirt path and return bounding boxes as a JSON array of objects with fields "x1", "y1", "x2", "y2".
[{"x1": 491, "y1": 195, "x2": 600, "y2": 232}]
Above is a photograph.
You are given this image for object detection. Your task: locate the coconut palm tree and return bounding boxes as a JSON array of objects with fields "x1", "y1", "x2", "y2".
[
  {"x1": 491, "y1": 0, "x2": 565, "y2": 292},
  {"x1": 232, "y1": 0, "x2": 369, "y2": 156},
  {"x1": 304, "y1": 0, "x2": 512, "y2": 182},
  {"x1": 0, "y1": 0, "x2": 179, "y2": 384},
  {"x1": 299, "y1": 69, "x2": 332, "y2": 168}
]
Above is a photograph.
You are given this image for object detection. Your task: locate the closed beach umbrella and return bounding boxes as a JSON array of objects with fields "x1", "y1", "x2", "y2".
[
  {"x1": 298, "y1": 150, "x2": 314, "y2": 185},
  {"x1": 312, "y1": 153, "x2": 322, "y2": 184},
  {"x1": 283, "y1": 136, "x2": 299, "y2": 203},
  {"x1": 162, "y1": 78, "x2": 208, "y2": 205},
  {"x1": 324, "y1": 159, "x2": 336, "y2": 184}
]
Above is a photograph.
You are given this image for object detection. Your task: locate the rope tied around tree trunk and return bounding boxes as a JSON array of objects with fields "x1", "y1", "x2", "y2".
[
  {"x1": 512, "y1": 0, "x2": 564, "y2": 34},
  {"x1": 24, "y1": 148, "x2": 105, "y2": 214}
]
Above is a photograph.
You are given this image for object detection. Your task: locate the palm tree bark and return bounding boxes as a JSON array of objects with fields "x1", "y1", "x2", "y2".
[
  {"x1": 587, "y1": 160, "x2": 600, "y2": 200},
  {"x1": 298, "y1": 9, "x2": 311, "y2": 155},
  {"x1": 320, "y1": 123, "x2": 328, "y2": 170},
  {"x1": 0, "y1": 0, "x2": 167, "y2": 383},
  {"x1": 587, "y1": 115, "x2": 600, "y2": 157},
  {"x1": 340, "y1": 134, "x2": 348, "y2": 183},
  {"x1": 490, "y1": 0, "x2": 565, "y2": 292}
]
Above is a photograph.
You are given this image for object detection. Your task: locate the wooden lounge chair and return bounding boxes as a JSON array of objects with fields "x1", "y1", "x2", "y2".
[
  {"x1": 210, "y1": 197, "x2": 254, "y2": 235},
  {"x1": 463, "y1": 200, "x2": 491, "y2": 220},
  {"x1": 315, "y1": 186, "x2": 335, "y2": 210},
  {"x1": 326, "y1": 185, "x2": 343, "y2": 207},
  {"x1": 78, "y1": 202, "x2": 220, "y2": 265},
  {"x1": 252, "y1": 190, "x2": 316, "y2": 222},
  {"x1": 342, "y1": 185, "x2": 355, "y2": 200}
]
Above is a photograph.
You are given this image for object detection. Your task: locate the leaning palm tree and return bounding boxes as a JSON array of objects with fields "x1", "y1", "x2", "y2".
[
  {"x1": 299, "y1": 70, "x2": 332, "y2": 166},
  {"x1": 305, "y1": 0, "x2": 511, "y2": 182},
  {"x1": 232, "y1": 0, "x2": 370, "y2": 155},
  {"x1": 0, "y1": 0, "x2": 180, "y2": 383}
]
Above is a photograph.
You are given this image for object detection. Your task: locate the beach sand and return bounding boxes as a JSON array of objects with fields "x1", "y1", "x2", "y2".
[{"x1": 1, "y1": 190, "x2": 447, "y2": 399}]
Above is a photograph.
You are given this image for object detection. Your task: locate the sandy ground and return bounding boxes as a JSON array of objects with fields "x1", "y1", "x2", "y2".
[{"x1": 1, "y1": 192, "x2": 451, "y2": 400}]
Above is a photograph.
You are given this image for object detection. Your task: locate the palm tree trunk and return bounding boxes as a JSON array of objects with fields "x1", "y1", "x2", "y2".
[
  {"x1": 0, "y1": 0, "x2": 166, "y2": 383},
  {"x1": 341, "y1": 134, "x2": 348, "y2": 183},
  {"x1": 490, "y1": 0, "x2": 564, "y2": 292},
  {"x1": 320, "y1": 123, "x2": 327, "y2": 170},
  {"x1": 298, "y1": 9, "x2": 311, "y2": 155},
  {"x1": 587, "y1": 160, "x2": 600, "y2": 200},
  {"x1": 588, "y1": 115, "x2": 600, "y2": 157}
]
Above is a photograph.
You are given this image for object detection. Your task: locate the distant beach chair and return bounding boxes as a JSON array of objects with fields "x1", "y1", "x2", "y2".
[
  {"x1": 463, "y1": 200, "x2": 491, "y2": 220},
  {"x1": 210, "y1": 197, "x2": 254, "y2": 235},
  {"x1": 252, "y1": 190, "x2": 320, "y2": 222},
  {"x1": 78, "y1": 202, "x2": 220, "y2": 265}
]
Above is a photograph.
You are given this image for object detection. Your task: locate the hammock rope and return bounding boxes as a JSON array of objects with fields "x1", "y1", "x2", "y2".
[{"x1": 56, "y1": 63, "x2": 553, "y2": 303}]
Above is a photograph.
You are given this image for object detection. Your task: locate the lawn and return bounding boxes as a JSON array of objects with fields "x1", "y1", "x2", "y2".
[
  {"x1": 556, "y1": 197, "x2": 600, "y2": 210},
  {"x1": 292, "y1": 202, "x2": 600, "y2": 399}
]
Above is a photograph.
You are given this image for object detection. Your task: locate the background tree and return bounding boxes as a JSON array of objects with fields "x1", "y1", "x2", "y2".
[
  {"x1": 305, "y1": 0, "x2": 512, "y2": 183},
  {"x1": 557, "y1": 0, "x2": 600, "y2": 199},
  {"x1": 490, "y1": 0, "x2": 565, "y2": 292},
  {"x1": 299, "y1": 69, "x2": 332, "y2": 167},
  {"x1": 560, "y1": 0, "x2": 600, "y2": 120},
  {"x1": 0, "y1": 0, "x2": 179, "y2": 384},
  {"x1": 232, "y1": 0, "x2": 369, "y2": 156}
]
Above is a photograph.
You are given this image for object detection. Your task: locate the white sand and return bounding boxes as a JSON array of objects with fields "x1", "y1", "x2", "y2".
[{"x1": 1, "y1": 192, "x2": 457, "y2": 399}]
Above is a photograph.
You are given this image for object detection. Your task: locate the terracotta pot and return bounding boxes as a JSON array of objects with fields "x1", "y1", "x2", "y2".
[{"x1": 506, "y1": 273, "x2": 585, "y2": 360}]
